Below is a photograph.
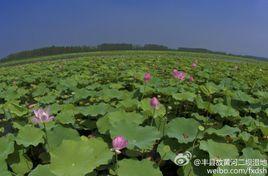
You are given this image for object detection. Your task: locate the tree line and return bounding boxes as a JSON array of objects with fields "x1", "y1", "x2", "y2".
[
  {"x1": 1, "y1": 43, "x2": 267, "y2": 62},
  {"x1": 1, "y1": 44, "x2": 170, "y2": 61}
]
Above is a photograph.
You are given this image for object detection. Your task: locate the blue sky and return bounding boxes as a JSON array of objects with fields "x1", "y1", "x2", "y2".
[{"x1": 1, "y1": 0, "x2": 268, "y2": 58}]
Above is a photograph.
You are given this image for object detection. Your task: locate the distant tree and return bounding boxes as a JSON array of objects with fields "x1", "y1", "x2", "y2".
[
  {"x1": 97, "y1": 43, "x2": 133, "y2": 50},
  {"x1": 143, "y1": 44, "x2": 169, "y2": 50},
  {"x1": 177, "y1": 47, "x2": 212, "y2": 53},
  {"x1": 177, "y1": 47, "x2": 230, "y2": 55},
  {"x1": 1, "y1": 46, "x2": 97, "y2": 61}
]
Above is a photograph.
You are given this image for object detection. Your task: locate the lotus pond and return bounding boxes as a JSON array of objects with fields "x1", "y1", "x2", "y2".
[{"x1": 0, "y1": 51, "x2": 268, "y2": 176}]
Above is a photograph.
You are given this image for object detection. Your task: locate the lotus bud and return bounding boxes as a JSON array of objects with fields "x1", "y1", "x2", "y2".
[
  {"x1": 144, "y1": 73, "x2": 151, "y2": 83},
  {"x1": 112, "y1": 136, "x2": 128, "y2": 154},
  {"x1": 150, "y1": 97, "x2": 160, "y2": 108}
]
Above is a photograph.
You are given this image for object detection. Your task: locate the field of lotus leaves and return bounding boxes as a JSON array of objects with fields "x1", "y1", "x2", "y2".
[{"x1": 0, "y1": 51, "x2": 268, "y2": 176}]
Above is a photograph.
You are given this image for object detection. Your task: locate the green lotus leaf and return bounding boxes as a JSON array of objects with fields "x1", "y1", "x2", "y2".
[
  {"x1": 264, "y1": 108, "x2": 268, "y2": 116},
  {"x1": 157, "y1": 138, "x2": 178, "y2": 161},
  {"x1": 58, "y1": 78, "x2": 78, "y2": 91},
  {"x1": 56, "y1": 110, "x2": 75, "y2": 125},
  {"x1": 239, "y1": 116, "x2": 257, "y2": 132},
  {"x1": 254, "y1": 91, "x2": 268, "y2": 103},
  {"x1": 258, "y1": 122, "x2": 268, "y2": 136},
  {"x1": 110, "y1": 121, "x2": 161, "y2": 151},
  {"x1": 149, "y1": 77, "x2": 163, "y2": 87},
  {"x1": 263, "y1": 142, "x2": 268, "y2": 153},
  {"x1": 109, "y1": 83, "x2": 124, "y2": 89},
  {"x1": 192, "y1": 113, "x2": 209, "y2": 123},
  {"x1": 77, "y1": 119, "x2": 97, "y2": 130},
  {"x1": 4, "y1": 87, "x2": 27, "y2": 101},
  {"x1": 172, "y1": 92, "x2": 196, "y2": 102},
  {"x1": 34, "y1": 91, "x2": 58, "y2": 104},
  {"x1": 0, "y1": 134, "x2": 14, "y2": 160},
  {"x1": 98, "y1": 88, "x2": 125, "y2": 101},
  {"x1": 60, "y1": 104, "x2": 79, "y2": 113},
  {"x1": 50, "y1": 103, "x2": 62, "y2": 114},
  {"x1": 166, "y1": 118, "x2": 200, "y2": 143},
  {"x1": 17, "y1": 88, "x2": 29, "y2": 96},
  {"x1": 233, "y1": 90, "x2": 256, "y2": 103},
  {"x1": 3, "y1": 101, "x2": 28, "y2": 117},
  {"x1": 157, "y1": 87, "x2": 178, "y2": 96},
  {"x1": 139, "y1": 85, "x2": 154, "y2": 95},
  {"x1": 78, "y1": 103, "x2": 112, "y2": 117},
  {"x1": 241, "y1": 147, "x2": 266, "y2": 160},
  {"x1": 117, "y1": 159, "x2": 162, "y2": 176},
  {"x1": 47, "y1": 125, "x2": 80, "y2": 151},
  {"x1": 97, "y1": 111, "x2": 146, "y2": 134},
  {"x1": 15, "y1": 125, "x2": 45, "y2": 147},
  {"x1": 205, "y1": 125, "x2": 241, "y2": 138},
  {"x1": 0, "y1": 158, "x2": 7, "y2": 172},
  {"x1": 0, "y1": 158, "x2": 12, "y2": 176},
  {"x1": 200, "y1": 82, "x2": 218, "y2": 96},
  {"x1": 117, "y1": 99, "x2": 138, "y2": 111},
  {"x1": 195, "y1": 95, "x2": 210, "y2": 110},
  {"x1": 0, "y1": 104, "x2": 4, "y2": 114},
  {"x1": 29, "y1": 165, "x2": 56, "y2": 176},
  {"x1": 32, "y1": 83, "x2": 50, "y2": 97},
  {"x1": 246, "y1": 136, "x2": 260, "y2": 148},
  {"x1": 7, "y1": 150, "x2": 33, "y2": 175},
  {"x1": 181, "y1": 162, "x2": 198, "y2": 176},
  {"x1": 73, "y1": 88, "x2": 95, "y2": 101},
  {"x1": 209, "y1": 103, "x2": 239, "y2": 118},
  {"x1": 199, "y1": 139, "x2": 239, "y2": 159},
  {"x1": 247, "y1": 104, "x2": 262, "y2": 114},
  {"x1": 238, "y1": 131, "x2": 252, "y2": 142},
  {"x1": 49, "y1": 138, "x2": 113, "y2": 176}
]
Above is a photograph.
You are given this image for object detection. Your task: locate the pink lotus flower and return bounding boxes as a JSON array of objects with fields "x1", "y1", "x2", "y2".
[
  {"x1": 144, "y1": 73, "x2": 151, "y2": 82},
  {"x1": 173, "y1": 69, "x2": 186, "y2": 80},
  {"x1": 191, "y1": 62, "x2": 197, "y2": 68},
  {"x1": 112, "y1": 136, "x2": 128, "y2": 154},
  {"x1": 189, "y1": 76, "x2": 194, "y2": 82},
  {"x1": 172, "y1": 69, "x2": 179, "y2": 78},
  {"x1": 150, "y1": 97, "x2": 160, "y2": 108},
  {"x1": 32, "y1": 108, "x2": 54, "y2": 124}
]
